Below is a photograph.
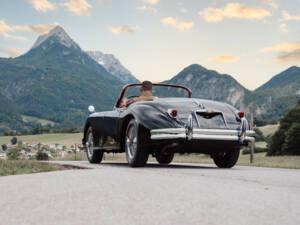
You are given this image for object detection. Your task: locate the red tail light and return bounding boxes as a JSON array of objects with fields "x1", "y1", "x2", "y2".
[
  {"x1": 171, "y1": 109, "x2": 178, "y2": 117},
  {"x1": 238, "y1": 111, "x2": 244, "y2": 118}
]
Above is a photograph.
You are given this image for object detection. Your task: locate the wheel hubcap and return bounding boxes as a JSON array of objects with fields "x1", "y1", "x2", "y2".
[
  {"x1": 86, "y1": 132, "x2": 94, "y2": 158},
  {"x1": 126, "y1": 125, "x2": 137, "y2": 159}
]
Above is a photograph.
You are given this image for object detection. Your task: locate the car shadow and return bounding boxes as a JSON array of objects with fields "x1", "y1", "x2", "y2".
[{"x1": 101, "y1": 161, "x2": 219, "y2": 170}]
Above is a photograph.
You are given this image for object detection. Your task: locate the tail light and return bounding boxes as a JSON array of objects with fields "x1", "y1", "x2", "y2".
[
  {"x1": 168, "y1": 109, "x2": 178, "y2": 118},
  {"x1": 238, "y1": 111, "x2": 245, "y2": 118}
]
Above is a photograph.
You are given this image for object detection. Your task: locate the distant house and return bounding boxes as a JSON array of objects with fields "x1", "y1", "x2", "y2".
[{"x1": 49, "y1": 144, "x2": 63, "y2": 151}]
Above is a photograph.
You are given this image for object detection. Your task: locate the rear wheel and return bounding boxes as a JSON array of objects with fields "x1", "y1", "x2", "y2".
[
  {"x1": 125, "y1": 119, "x2": 149, "y2": 167},
  {"x1": 213, "y1": 149, "x2": 240, "y2": 168},
  {"x1": 155, "y1": 151, "x2": 174, "y2": 165},
  {"x1": 86, "y1": 127, "x2": 103, "y2": 164}
]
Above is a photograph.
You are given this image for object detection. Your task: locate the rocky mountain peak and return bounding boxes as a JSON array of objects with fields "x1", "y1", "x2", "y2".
[
  {"x1": 32, "y1": 25, "x2": 80, "y2": 50},
  {"x1": 86, "y1": 50, "x2": 139, "y2": 84}
]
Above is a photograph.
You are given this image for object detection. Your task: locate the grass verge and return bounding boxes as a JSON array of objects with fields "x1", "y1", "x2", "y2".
[{"x1": 0, "y1": 159, "x2": 65, "y2": 176}]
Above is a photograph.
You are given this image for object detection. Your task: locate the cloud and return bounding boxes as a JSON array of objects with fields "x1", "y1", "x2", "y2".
[
  {"x1": 161, "y1": 17, "x2": 194, "y2": 31},
  {"x1": 180, "y1": 8, "x2": 188, "y2": 13},
  {"x1": 199, "y1": 3, "x2": 271, "y2": 23},
  {"x1": 137, "y1": 5, "x2": 158, "y2": 15},
  {"x1": 0, "y1": 20, "x2": 27, "y2": 40},
  {"x1": 140, "y1": 0, "x2": 159, "y2": 5},
  {"x1": 260, "y1": 42, "x2": 300, "y2": 53},
  {"x1": 14, "y1": 24, "x2": 58, "y2": 35},
  {"x1": 256, "y1": 0, "x2": 278, "y2": 8},
  {"x1": 0, "y1": 48, "x2": 22, "y2": 58},
  {"x1": 277, "y1": 49, "x2": 300, "y2": 63},
  {"x1": 98, "y1": 0, "x2": 111, "y2": 6},
  {"x1": 63, "y1": 0, "x2": 91, "y2": 16},
  {"x1": 281, "y1": 10, "x2": 300, "y2": 21},
  {"x1": 260, "y1": 42, "x2": 300, "y2": 63},
  {"x1": 279, "y1": 23, "x2": 287, "y2": 33},
  {"x1": 0, "y1": 20, "x2": 58, "y2": 40},
  {"x1": 208, "y1": 54, "x2": 240, "y2": 63},
  {"x1": 28, "y1": 0, "x2": 56, "y2": 12},
  {"x1": 108, "y1": 25, "x2": 137, "y2": 34}
]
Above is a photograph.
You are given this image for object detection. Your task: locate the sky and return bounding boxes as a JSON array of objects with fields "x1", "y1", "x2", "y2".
[{"x1": 0, "y1": 0, "x2": 300, "y2": 90}]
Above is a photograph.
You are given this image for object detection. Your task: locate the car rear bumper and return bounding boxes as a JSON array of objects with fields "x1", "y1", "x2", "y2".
[{"x1": 150, "y1": 128, "x2": 255, "y2": 143}]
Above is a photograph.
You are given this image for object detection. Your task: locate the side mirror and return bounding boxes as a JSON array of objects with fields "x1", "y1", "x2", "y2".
[{"x1": 88, "y1": 105, "x2": 95, "y2": 113}]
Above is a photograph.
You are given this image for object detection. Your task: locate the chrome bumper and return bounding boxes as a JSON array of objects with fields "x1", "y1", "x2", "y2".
[{"x1": 150, "y1": 128, "x2": 255, "y2": 142}]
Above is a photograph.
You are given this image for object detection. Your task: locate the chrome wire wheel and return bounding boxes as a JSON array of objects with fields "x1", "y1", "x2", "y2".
[
  {"x1": 86, "y1": 131, "x2": 94, "y2": 159},
  {"x1": 126, "y1": 124, "x2": 137, "y2": 160}
]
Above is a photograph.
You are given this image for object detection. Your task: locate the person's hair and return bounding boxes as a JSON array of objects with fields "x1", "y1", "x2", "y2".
[{"x1": 141, "y1": 81, "x2": 152, "y2": 91}]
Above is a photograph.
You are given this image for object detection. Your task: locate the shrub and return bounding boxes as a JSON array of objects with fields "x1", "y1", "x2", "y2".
[
  {"x1": 11, "y1": 137, "x2": 17, "y2": 145},
  {"x1": 253, "y1": 128, "x2": 265, "y2": 142},
  {"x1": 1, "y1": 144, "x2": 7, "y2": 151},
  {"x1": 6, "y1": 147, "x2": 21, "y2": 160},
  {"x1": 267, "y1": 99, "x2": 300, "y2": 156},
  {"x1": 36, "y1": 151, "x2": 49, "y2": 161}
]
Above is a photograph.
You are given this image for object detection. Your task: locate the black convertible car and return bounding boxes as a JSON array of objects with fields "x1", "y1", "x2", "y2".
[{"x1": 82, "y1": 83, "x2": 254, "y2": 168}]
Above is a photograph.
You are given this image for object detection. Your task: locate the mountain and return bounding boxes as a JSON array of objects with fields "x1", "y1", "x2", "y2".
[
  {"x1": 246, "y1": 66, "x2": 300, "y2": 122},
  {"x1": 0, "y1": 25, "x2": 122, "y2": 130},
  {"x1": 86, "y1": 51, "x2": 139, "y2": 84},
  {"x1": 256, "y1": 66, "x2": 300, "y2": 94},
  {"x1": 159, "y1": 64, "x2": 250, "y2": 110}
]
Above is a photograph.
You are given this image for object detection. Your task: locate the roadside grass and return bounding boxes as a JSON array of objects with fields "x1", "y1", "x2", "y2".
[
  {"x1": 59, "y1": 151, "x2": 300, "y2": 169},
  {"x1": 0, "y1": 133, "x2": 83, "y2": 148},
  {"x1": 0, "y1": 159, "x2": 65, "y2": 176}
]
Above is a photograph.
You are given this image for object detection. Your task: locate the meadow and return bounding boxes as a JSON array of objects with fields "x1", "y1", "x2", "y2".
[{"x1": 2, "y1": 125, "x2": 299, "y2": 169}]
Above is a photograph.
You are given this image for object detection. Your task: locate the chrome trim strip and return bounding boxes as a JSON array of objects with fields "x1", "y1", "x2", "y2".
[
  {"x1": 150, "y1": 128, "x2": 255, "y2": 142},
  {"x1": 151, "y1": 128, "x2": 255, "y2": 136}
]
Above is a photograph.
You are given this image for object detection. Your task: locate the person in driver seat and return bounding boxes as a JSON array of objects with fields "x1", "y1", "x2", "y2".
[{"x1": 120, "y1": 81, "x2": 155, "y2": 107}]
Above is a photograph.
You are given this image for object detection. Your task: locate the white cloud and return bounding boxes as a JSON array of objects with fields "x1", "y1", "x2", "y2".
[
  {"x1": 180, "y1": 8, "x2": 188, "y2": 13},
  {"x1": 14, "y1": 24, "x2": 58, "y2": 35},
  {"x1": 29, "y1": 0, "x2": 56, "y2": 12},
  {"x1": 137, "y1": 5, "x2": 158, "y2": 15},
  {"x1": 140, "y1": 0, "x2": 159, "y2": 5},
  {"x1": 162, "y1": 17, "x2": 177, "y2": 25},
  {"x1": 256, "y1": 0, "x2": 278, "y2": 8},
  {"x1": 199, "y1": 3, "x2": 271, "y2": 23},
  {"x1": 281, "y1": 10, "x2": 300, "y2": 21},
  {"x1": 98, "y1": 0, "x2": 111, "y2": 6},
  {"x1": 0, "y1": 20, "x2": 26, "y2": 40},
  {"x1": 0, "y1": 48, "x2": 21, "y2": 57},
  {"x1": 161, "y1": 17, "x2": 193, "y2": 31},
  {"x1": 108, "y1": 25, "x2": 137, "y2": 34},
  {"x1": 261, "y1": 42, "x2": 300, "y2": 53},
  {"x1": 260, "y1": 42, "x2": 300, "y2": 63},
  {"x1": 279, "y1": 23, "x2": 288, "y2": 33},
  {"x1": 0, "y1": 20, "x2": 58, "y2": 40},
  {"x1": 0, "y1": 48, "x2": 22, "y2": 58},
  {"x1": 208, "y1": 54, "x2": 240, "y2": 63},
  {"x1": 63, "y1": 0, "x2": 92, "y2": 17}
]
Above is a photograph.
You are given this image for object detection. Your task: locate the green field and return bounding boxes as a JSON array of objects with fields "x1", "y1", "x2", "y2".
[
  {"x1": 0, "y1": 133, "x2": 83, "y2": 147},
  {"x1": 21, "y1": 115, "x2": 56, "y2": 126},
  {"x1": 257, "y1": 124, "x2": 279, "y2": 136}
]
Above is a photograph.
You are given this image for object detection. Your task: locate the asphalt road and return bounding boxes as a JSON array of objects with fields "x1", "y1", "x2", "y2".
[{"x1": 0, "y1": 161, "x2": 299, "y2": 225}]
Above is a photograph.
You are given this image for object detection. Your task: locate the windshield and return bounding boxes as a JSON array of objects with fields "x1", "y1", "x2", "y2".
[
  {"x1": 116, "y1": 83, "x2": 191, "y2": 108},
  {"x1": 124, "y1": 85, "x2": 190, "y2": 98}
]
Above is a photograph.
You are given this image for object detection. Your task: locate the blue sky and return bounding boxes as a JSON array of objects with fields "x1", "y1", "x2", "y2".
[{"x1": 0, "y1": 0, "x2": 300, "y2": 90}]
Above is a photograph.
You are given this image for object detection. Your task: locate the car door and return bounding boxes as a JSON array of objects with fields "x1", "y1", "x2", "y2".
[{"x1": 101, "y1": 109, "x2": 121, "y2": 150}]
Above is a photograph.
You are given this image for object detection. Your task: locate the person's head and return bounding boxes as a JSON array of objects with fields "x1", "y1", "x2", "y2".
[{"x1": 140, "y1": 81, "x2": 152, "y2": 95}]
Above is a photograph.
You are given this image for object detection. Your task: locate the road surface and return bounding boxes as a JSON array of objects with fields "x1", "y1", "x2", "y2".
[{"x1": 0, "y1": 161, "x2": 299, "y2": 225}]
